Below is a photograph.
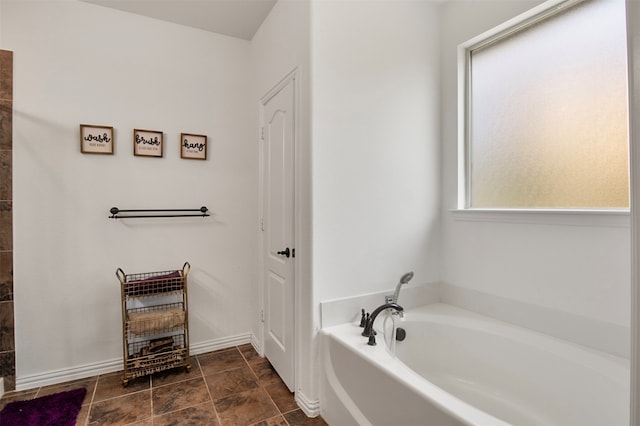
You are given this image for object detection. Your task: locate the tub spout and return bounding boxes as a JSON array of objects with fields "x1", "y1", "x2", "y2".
[{"x1": 363, "y1": 302, "x2": 404, "y2": 346}]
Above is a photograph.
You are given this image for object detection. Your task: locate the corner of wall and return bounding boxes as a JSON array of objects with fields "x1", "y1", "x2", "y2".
[{"x1": 626, "y1": 0, "x2": 640, "y2": 423}]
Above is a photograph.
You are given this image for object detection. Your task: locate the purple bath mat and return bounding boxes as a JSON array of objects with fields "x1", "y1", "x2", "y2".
[{"x1": 0, "y1": 387, "x2": 87, "y2": 426}]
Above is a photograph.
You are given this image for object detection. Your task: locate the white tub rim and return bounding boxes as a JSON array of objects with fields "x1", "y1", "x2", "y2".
[{"x1": 321, "y1": 302, "x2": 630, "y2": 426}]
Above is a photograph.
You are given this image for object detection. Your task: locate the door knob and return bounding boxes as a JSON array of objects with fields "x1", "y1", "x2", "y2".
[{"x1": 277, "y1": 247, "x2": 290, "y2": 258}]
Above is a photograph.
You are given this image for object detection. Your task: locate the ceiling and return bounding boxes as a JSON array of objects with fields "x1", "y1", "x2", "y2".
[{"x1": 81, "y1": 0, "x2": 278, "y2": 40}]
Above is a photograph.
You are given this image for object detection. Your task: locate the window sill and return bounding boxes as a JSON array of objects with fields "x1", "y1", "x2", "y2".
[{"x1": 449, "y1": 208, "x2": 630, "y2": 227}]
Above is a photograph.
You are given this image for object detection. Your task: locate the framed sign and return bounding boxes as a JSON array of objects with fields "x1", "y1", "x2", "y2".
[
  {"x1": 180, "y1": 133, "x2": 207, "y2": 160},
  {"x1": 80, "y1": 124, "x2": 114, "y2": 154},
  {"x1": 133, "y1": 129, "x2": 163, "y2": 157}
]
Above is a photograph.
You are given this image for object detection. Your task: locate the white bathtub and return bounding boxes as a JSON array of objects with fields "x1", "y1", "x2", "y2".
[{"x1": 320, "y1": 303, "x2": 629, "y2": 426}]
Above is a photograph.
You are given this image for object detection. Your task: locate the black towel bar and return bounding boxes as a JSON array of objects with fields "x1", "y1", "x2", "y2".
[{"x1": 109, "y1": 206, "x2": 209, "y2": 219}]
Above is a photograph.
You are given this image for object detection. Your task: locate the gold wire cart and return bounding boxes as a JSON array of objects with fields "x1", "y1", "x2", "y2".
[{"x1": 116, "y1": 262, "x2": 191, "y2": 386}]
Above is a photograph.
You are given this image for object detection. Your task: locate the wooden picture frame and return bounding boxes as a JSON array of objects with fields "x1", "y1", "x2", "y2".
[
  {"x1": 133, "y1": 129, "x2": 163, "y2": 157},
  {"x1": 80, "y1": 124, "x2": 114, "y2": 154},
  {"x1": 180, "y1": 133, "x2": 207, "y2": 160}
]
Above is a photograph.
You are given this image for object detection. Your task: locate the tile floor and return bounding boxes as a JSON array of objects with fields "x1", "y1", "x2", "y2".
[{"x1": 0, "y1": 344, "x2": 328, "y2": 426}]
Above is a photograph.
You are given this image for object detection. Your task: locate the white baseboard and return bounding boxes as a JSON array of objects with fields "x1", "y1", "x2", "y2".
[
  {"x1": 16, "y1": 357, "x2": 122, "y2": 391},
  {"x1": 16, "y1": 333, "x2": 252, "y2": 391},
  {"x1": 295, "y1": 389, "x2": 321, "y2": 418},
  {"x1": 0, "y1": 377, "x2": 4, "y2": 399},
  {"x1": 189, "y1": 333, "x2": 252, "y2": 355}
]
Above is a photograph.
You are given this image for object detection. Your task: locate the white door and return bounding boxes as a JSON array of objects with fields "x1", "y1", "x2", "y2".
[{"x1": 262, "y1": 77, "x2": 295, "y2": 392}]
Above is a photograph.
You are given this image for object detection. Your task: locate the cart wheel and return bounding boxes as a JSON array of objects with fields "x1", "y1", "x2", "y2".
[
  {"x1": 185, "y1": 365, "x2": 192, "y2": 372},
  {"x1": 122, "y1": 379, "x2": 129, "y2": 387}
]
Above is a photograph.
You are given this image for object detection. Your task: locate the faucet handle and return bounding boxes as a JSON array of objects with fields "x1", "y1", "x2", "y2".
[
  {"x1": 367, "y1": 333, "x2": 377, "y2": 346},
  {"x1": 361, "y1": 314, "x2": 370, "y2": 336},
  {"x1": 361, "y1": 313, "x2": 377, "y2": 337},
  {"x1": 359, "y1": 308, "x2": 366, "y2": 327}
]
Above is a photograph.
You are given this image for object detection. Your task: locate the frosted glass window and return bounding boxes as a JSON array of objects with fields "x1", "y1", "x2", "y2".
[{"x1": 468, "y1": 0, "x2": 629, "y2": 209}]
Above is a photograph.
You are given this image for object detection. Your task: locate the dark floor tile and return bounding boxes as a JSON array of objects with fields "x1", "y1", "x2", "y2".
[
  {"x1": 0, "y1": 301, "x2": 14, "y2": 351},
  {"x1": 36, "y1": 376, "x2": 97, "y2": 406},
  {"x1": 93, "y1": 371, "x2": 149, "y2": 403},
  {"x1": 0, "y1": 388, "x2": 37, "y2": 410},
  {"x1": 130, "y1": 420, "x2": 153, "y2": 425},
  {"x1": 238, "y1": 343, "x2": 261, "y2": 364},
  {"x1": 250, "y1": 415, "x2": 288, "y2": 426},
  {"x1": 248, "y1": 359, "x2": 281, "y2": 386},
  {"x1": 0, "y1": 347, "x2": 297, "y2": 426},
  {"x1": 152, "y1": 357, "x2": 201, "y2": 387},
  {"x1": 215, "y1": 387, "x2": 279, "y2": 426},
  {"x1": 152, "y1": 377, "x2": 210, "y2": 416},
  {"x1": 204, "y1": 366, "x2": 258, "y2": 400},
  {"x1": 0, "y1": 201, "x2": 12, "y2": 252},
  {"x1": 0, "y1": 149, "x2": 11, "y2": 201},
  {"x1": 153, "y1": 401, "x2": 218, "y2": 426},
  {"x1": 0, "y1": 51, "x2": 12, "y2": 101},
  {"x1": 283, "y1": 409, "x2": 329, "y2": 426},
  {"x1": 198, "y1": 348, "x2": 247, "y2": 376},
  {"x1": 76, "y1": 403, "x2": 91, "y2": 425},
  {"x1": 88, "y1": 390, "x2": 151, "y2": 425},
  {"x1": 263, "y1": 379, "x2": 297, "y2": 413},
  {"x1": 0, "y1": 350, "x2": 14, "y2": 391},
  {"x1": 0, "y1": 250, "x2": 13, "y2": 302},
  {"x1": 1, "y1": 375, "x2": 14, "y2": 393},
  {"x1": 124, "y1": 419, "x2": 152, "y2": 426},
  {"x1": 0, "y1": 100, "x2": 12, "y2": 151}
]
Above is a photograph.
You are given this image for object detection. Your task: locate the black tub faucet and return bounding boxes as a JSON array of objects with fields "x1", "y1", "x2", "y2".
[{"x1": 362, "y1": 302, "x2": 404, "y2": 346}]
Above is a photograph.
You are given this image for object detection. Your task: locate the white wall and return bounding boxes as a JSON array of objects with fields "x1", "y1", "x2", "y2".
[
  {"x1": 250, "y1": 0, "x2": 315, "y2": 409},
  {"x1": 312, "y1": 0, "x2": 442, "y2": 304},
  {"x1": 308, "y1": 0, "x2": 441, "y2": 409},
  {"x1": 1, "y1": 0, "x2": 257, "y2": 384},
  {"x1": 440, "y1": 1, "x2": 631, "y2": 331},
  {"x1": 253, "y1": 0, "x2": 442, "y2": 410}
]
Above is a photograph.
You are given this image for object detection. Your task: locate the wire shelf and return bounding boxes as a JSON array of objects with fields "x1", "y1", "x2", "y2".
[{"x1": 118, "y1": 262, "x2": 191, "y2": 386}]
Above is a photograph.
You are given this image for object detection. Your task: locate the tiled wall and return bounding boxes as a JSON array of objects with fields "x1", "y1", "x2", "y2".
[{"x1": 0, "y1": 50, "x2": 14, "y2": 391}]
